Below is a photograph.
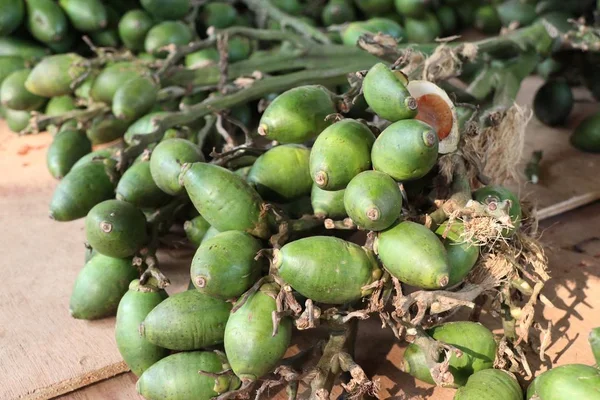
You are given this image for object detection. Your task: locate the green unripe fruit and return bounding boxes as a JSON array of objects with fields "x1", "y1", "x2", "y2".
[
  {"x1": 310, "y1": 119, "x2": 376, "y2": 190},
  {"x1": 69, "y1": 254, "x2": 138, "y2": 320},
  {"x1": 322, "y1": 0, "x2": 356, "y2": 26},
  {"x1": 26, "y1": 0, "x2": 68, "y2": 44},
  {"x1": 49, "y1": 160, "x2": 117, "y2": 221},
  {"x1": 436, "y1": 6, "x2": 457, "y2": 35},
  {"x1": 45, "y1": 95, "x2": 76, "y2": 116},
  {"x1": 150, "y1": 138, "x2": 205, "y2": 196},
  {"x1": 341, "y1": 22, "x2": 371, "y2": 46},
  {"x1": 113, "y1": 76, "x2": 158, "y2": 122},
  {"x1": 185, "y1": 48, "x2": 219, "y2": 68},
  {"x1": 0, "y1": 0, "x2": 25, "y2": 36},
  {"x1": 142, "y1": 290, "x2": 232, "y2": 350},
  {"x1": 376, "y1": 221, "x2": 450, "y2": 289},
  {"x1": 364, "y1": 18, "x2": 405, "y2": 40},
  {"x1": 526, "y1": 364, "x2": 600, "y2": 400},
  {"x1": 590, "y1": 327, "x2": 600, "y2": 366},
  {"x1": 474, "y1": 5, "x2": 502, "y2": 34},
  {"x1": 85, "y1": 199, "x2": 148, "y2": 258},
  {"x1": 124, "y1": 112, "x2": 170, "y2": 145},
  {"x1": 0, "y1": 56, "x2": 26, "y2": 88},
  {"x1": 59, "y1": 0, "x2": 108, "y2": 32},
  {"x1": 201, "y1": 2, "x2": 238, "y2": 29},
  {"x1": 140, "y1": 0, "x2": 190, "y2": 20},
  {"x1": 344, "y1": 171, "x2": 402, "y2": 231},
  {"x1": 91, "y1": 63, "x2": 145, "y2": 105},
  {"x1": 394, "y1": 0, "x2": 430, "y2": 18},
  {"x1": 5, "y1": 108, "x2": 31, "y2": 132},
  {"x1": 191, "y1": 231, "x2": 264, "y2": 300},
  {"x1": 118, "y1": 9, "x2": 154, "y2": 51},
  {"x1": 116, "y1": 161, "x2": 171, "y2": 209},
  {"x1": 115, "y1": 280, "x2": 168, "y2": 376},
  {"x1": 371, "y1": 119, "x2": 438, "y2": 181},
  {"x1": 0, "y1": 37, "x2": 49, "y2": 63},
  {"x1": 496, "y1": 0, "x2": 536, "y2": 27},
  {"x1": 71, "y1": 148, "x2": 116, "y2": 170},
  {"x1": 1, "y1": 69, "x2": 46, "y2": 111},
  {"x1": 258, "y1": 85, "x2": 336, "y2": 144},
  {"x1": 224, "y1": 284, "x2": 292, "y2": 381},
  {"x1": 362, "y1": 63, "x2": 417, "y2": 122},
  {"x1": 247, "y1": 145, "x2": 312, "y2": 202},
  {"x1": 86, "y1": 113, "x2": 130, "y2": 145},
  {"x1": 533, "y1": 80, "x2": 573, "y2": 127},
  {"x1": 227, "y1": 36, "x2": 253, "y2": 63},
  {"x1": 46, "y1": 128, "x2": 92, "y2": 180},
  {"x1": 137, "y1": 351, "x2": 240, "y2": 400},
  {"x1": 405, "y1": 13, "x2": 441, "y2": 43},
  {"x1": 46, "y1": 31, "x2": 77, "y2": 53},
  {"x1": 454, "y1": 369, "x2": 522, "y2": 400},
  {"x1": 571, "y1": 112, "x2": 600, "y2": 153},
  {"x1": 145, "y1": 21, "x2": 193, "y2": 58},
  {"x1": 271, "y1": 0, "x2": 303, "y2": 14},
  {"x1": 274, "y1": 236, "x2": 382, "y2": 304},
  {"x1": 436, "y1": 222, "x2": 480, "y2": 287},
  {"x1": 181, "y1": 163, "x2": 271, "y2": 239},
  {"x1": 473, "y1": 185, "x2": 521, "y2": 236},
  {"x1": 354, "y1": 0, "x2": 394, "y2": 15},
  {"x1": 403, "y1": 321, "x2": 496, "y2": 387},
  {"x1": 311, "y1": 184, "x2": 347, "y2": 219},
  {"x1": 184, "y1": 215, "x2": 211, "y2": 246},
  {"x1": 25, "y1": 53, "x2": 87, "y2": 97}
]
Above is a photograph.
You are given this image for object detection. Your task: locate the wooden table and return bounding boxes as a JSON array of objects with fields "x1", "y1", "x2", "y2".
[{"x1": 1, "y1": 77, "x2": 599, "y2": 400}]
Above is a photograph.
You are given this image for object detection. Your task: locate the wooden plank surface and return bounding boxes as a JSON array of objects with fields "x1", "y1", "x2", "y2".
[{"x1": 2, "y1": 75, "x2": 600, "y2": 400}]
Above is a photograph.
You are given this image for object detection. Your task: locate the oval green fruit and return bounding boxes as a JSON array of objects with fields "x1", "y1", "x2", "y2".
[
  {"x1": 373, "y1": 119, "x2": 438, "y2": 181},
  {"x1": 340, "y1": 21, "x2": 372, "y2": 46},
  {"x1": 140, "y1": 0, "x2": 190, "y2": 20},
  {"x1": 46, "y1": 30, "x2": 77, "y2": 54},
  {"x1": 191, "y1": 231, "x2": 264, "y2": 300},
  {"x1": 200, "y1": 2, "x2": 238, "y2": 29},
  {"x1": 310, "y1": 119, "x2": 376, "y2": 190},
  {"x1": 344, "y1": 170, "x2": 402, "y2": 231},
  {"x1": 454, "y1": 369, "x2": 522, "y2": 400},
  {"x1": 184, "y1": 215, "x2": 211, "y2": 246},
  {"x1": 115, "y1": 279, "x2": 168, "y2": 376},
  {"x1": 142, "y1": 290, "x2": 232, "y2": 350},
  {"x1": 25, "y1": 53, "x2": 87, "y2": 97},
  {"x1": 185, "y1": 48, "x2": 219, "y2": 69},
  {"x1": 571, "y1": 112, "x2": 600, "y2": 153},
  {"x1": 0, "y1": 0, "x2": 24, "y2": 36},
  {"x1": 376, "y1": 221, "x2": 450, "y2": 289},
  {"x1": 89, "y1": 27, "x2": 120, "y2": 48},
  {"x1": 85, "y1": 199, "x2": 148, "y2": 258},
  {"x1": 473, "y1": 185, "x2": 521, "y2": 236},
  {"x1": 45, "y1": 95, "x2": 76, "y2": 116},
  {"x1": 112, "y1": 76, "x2": 158, "y2": 122},
  {"x1": 46, "y1": 128, "x2": 92, "y2": 180},
  {"x1": 224, "y1": 283, "x2": 292, "y2": 381},
  {"x1": 227, "y1": 36, "x2": 253, "y2": 63},
  {"x1": 363, "y1": 63, "x2": 417, "y2": 122},
  {"x1": 403, "y1": 321, "x2": 497, "y2": 387},
  {"x1": 144, "y1": 21, "x2": 193, "y2": 58},
  {"x1": 322, "y1": 0, "x2": 356, "y2": 26},
  {"x1": 364, "y1": 18, "x2": 405, "y2": 40},
  {"x1": 394, "y1": 0, "x2": 429, "y2": 18},
  {"x1": 69, "y1": 254, "x2": 138, "y2": 320},
  {"x1": 86, "y1": 113, "x2": 130, "y2": 145},
  {"x1": 181, "y1": 163, "x2": 270, "y2": 239},
  {"x1": 590, "y1": 327, "x2": 600, "y2": 366},
  {"x1": 137, "y1": 351, "x2": 240, "y2": 400},
  {"x1": 474, "y1": 5, "x2": 502, "y2": 34},
  {"x1": 405, "y1": 13, "x2": 442, "y2": 43},
  {"x1": 526, "y1": 364, "x2": 600, "y2": 400},
  {"x1": 436, "y1": 222, "x2": 480, "y2": 287},
  {"x1": 496, "y1": 0, "x2": 537, "y2": 27},
  {"x1": 247, "y1": 144, "x2": 312, "y2": 202},
  {"x1": 124, "y1": 111, "x2": 170, "y2": 144},
  {"x1": 150, "y1": 138, "x2": 205, "y2": 196},
  {"x1": 0, "y1": 56, "x2": 26, "y2": 88},
  {"x1": 71, "y1": 147, "x2": 116, "y2": 170},
  {"x1": 271, "y1": 0, "x2": 303, "y2": 14},
  {"x1": 116, "y1": 161, "x2": 171, "y2": 208},
  {"x1": 311, "y1": 184, "x2": 347, "y2": 219},
  {"x1": 0, "y1": 37, "x2": 49, "y2": 62},
  {"x1": 354, "y1": 0, "x2": 393, "y2": 15},
  {"x1": 5, "y1": 108, "x2": 31, "y2": 132},
  {"x1": 118, "y1": 9, "x2": 154, "y2": 51},
  {"x1": 274, "y1": 236, "x2": 382, "y2": 304},
  {"x1": 258, "y1": 85, "x2": 336, "y2": 144},
  {"x1": 534, "y1": 80, "x2": 573, "y2": 127},
  {"x1": 91, "y1": 62, "x2": 145, "y2": 105},
  {"x1": 0, "y1": 69, "x2": 46, "y2": 111},
  {"x1": 50, "y1": 160, "x2": 117, "y2": 221},
  {"x1": 436, "y1": 5, "x2": 457, "y2": 35},
  {"x1": 59, "y1": 0, "x2": 107, "y2": 32},
  {"x1": 26, "y1": 0, "x2": 68, "y2": 44}
]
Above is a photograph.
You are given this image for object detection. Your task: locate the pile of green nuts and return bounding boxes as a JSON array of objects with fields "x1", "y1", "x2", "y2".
[{"x1": 2, "y1": 0, "x2": 600, "y2": 399}]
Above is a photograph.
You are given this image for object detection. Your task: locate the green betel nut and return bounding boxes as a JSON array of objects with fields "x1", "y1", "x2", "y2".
[
  {"x1": 311, "y1": 184, "x2": 347, "y2": 219},
  {"x1": 0, "y1": 69, "x2": 46, "y2": 111},
  {"x1": 526, "y1": 364, "x2": 600, "y2": 400},
  {"x1": 46, "y1": 128, "x2": 92, "y2": 180},
  {"x1": 258, "y1": 85, "x2": 336, "y2": 144},
  {"x1": 25, "y1": 53, "x2": 87, "y2": 97},
  {"x1": 363, "y1": 63, "x2": 417, "y2": 122},
  {"x1": 344, "y1": 170, "x2": 402, "y2": 231},
  {"x1": 150, "y1": 138, "x2": 205, "y2": 196},
  {"x1": 454, "y1": 369, "x2": 522, "y2": 400},
  {"x1": 273, "y1": 236, "x2": 382, "y2": 304},
  {"x1": 184, "y1": 214, "x2": 211, "y2": 247},
  {"x1": 115, "y1": 279, "x2": 168, "y2": 377},
  {"x1": 59, "y1": 0, "x2": 108, "y2": 32},
  {"x1": 118, "y1": 9, "x2": 154, "y2": 51},
  {"x1": 376, "y1": 221, "x2": 450, "y2": 289},
  {"x1": 91, "y1": 62, "x2": 146, "y2": 104},
  {"x1": 141, "y1": 290, "x2": 231, "y2": 350},
  {"x1": 190, "y1": 231, "x2": 264, "y2": 300},
  {"x1": 310, "y1": 119, "x2": 376, "y2": 190},
  {"x1": 116, "y1": 161, "x2": 171, "y2": 208},
  {"x1": 85, "y1": 199, "x2": 148, "y2": 258},
  {"x1": 113, "y1": 76, "x2": 158, "y2": 122},
  {"x1": 371, "y1": 119, "x2": 439, "y2": 181},
  {"x1": 247, "y1": 144, "x2": 312, "y2": 202}
]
